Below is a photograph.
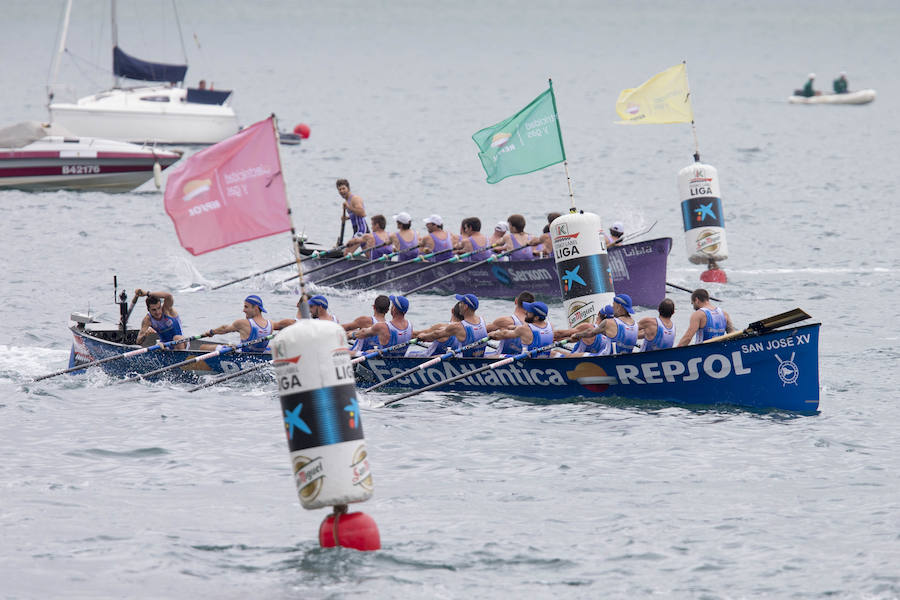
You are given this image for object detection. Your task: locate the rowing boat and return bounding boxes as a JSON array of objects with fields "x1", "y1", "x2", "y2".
[
  {"x1": 354, "y1": 322, "x2": 821, "y2": 412},
  {"x1": 302, "y1": 237, "x2": 672, "y2": 307},
  {"x1": 788, "y1": 89, "x2": 876, "y2": 105}
]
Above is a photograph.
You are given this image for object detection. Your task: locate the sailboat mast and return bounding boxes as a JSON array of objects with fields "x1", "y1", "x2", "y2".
[
  {"x1": 48, "y1": 0, "x2": 73, "y2": 113},
  {"x1": 111, "y1": 0, "x2": 120, "y2": 87}
]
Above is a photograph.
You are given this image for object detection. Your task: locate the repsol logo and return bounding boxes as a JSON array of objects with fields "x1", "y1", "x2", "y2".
[{"x1": 615, "y1": 351, "x2": 750, "y2": 384}]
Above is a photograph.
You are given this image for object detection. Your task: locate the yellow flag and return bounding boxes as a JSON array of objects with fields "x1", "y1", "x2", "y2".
[{"x1": 615, "y1": 63, "x2": 694, "y2": 124}]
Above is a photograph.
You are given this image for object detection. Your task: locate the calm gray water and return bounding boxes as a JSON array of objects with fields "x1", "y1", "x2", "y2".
[{"x1": 2, "y1": 1, "x2": 899, "y2": 598}]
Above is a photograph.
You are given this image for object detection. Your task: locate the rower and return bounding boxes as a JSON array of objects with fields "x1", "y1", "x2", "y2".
[
  {"x1": 536, "y1": 212, "x2": 561, "y2": 257},
  {"x1": 336, "y1": 178, "x2": 368, "y2": 238},
  {"x1": 489, "y1": 300, "x2": 554, "y2": 357},
  {"x1": 486, "y1": 291, "x2": 534, "y2": 356},
  {"x1": 202, "y1": 294, "x2": 289, "y2": 352},
  {"x1": 390, "y1": 212, "x2": 420, "y2": 261},
  {"x1": 502, "y1": 214, "x2": 539, "y2": 260},
  {"x1": 677, "y1": 288, "x2": 735, "y2": 346},
  {"x1": 421, "y1": 214, "x2": 454, "y2": 261},
  {"x1": 349, "y1": 295, "x2": 412, "y2": 357},
  {"x1": 414, "y1": 304, "x2": 463, "y2": 356},
  {"x1": 555, "y1": 305, "x2": 615, "y2": 356},
  {"x1": 308, "y1": 295, "x2": 340, "y2": 323},
  {"x1": 417, "y1": 293, "x2": 489, "y2": 357},
  {"x1": 344, "y1": 214, "x2": 392, "y2": 259},
  {"x1": 638, "y1": 298, "x2": 676, "y2": 352},
  {"x1": 489, "y1": 221, "x2": 508, "y2": 253},
  {"x1": 134, "y1": 288, "x2": 187, "y2": 349},
  {"x1": 587, "y1": 293, "x2": 638, "y2": 354},
  {"x1": 605, "y1": 221, "x2": 625, "y2": 248},
  {"x1": 343, "y1": 295, "x2": 390, "y2": 355},
  {"x1": 457, "y1": 217, "x2": 493, "y2": 261}
]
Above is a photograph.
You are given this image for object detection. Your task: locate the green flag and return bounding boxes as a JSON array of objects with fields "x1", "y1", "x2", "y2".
[{"x1": 472, "y1": 86, "x2": 566, "y2": 184}]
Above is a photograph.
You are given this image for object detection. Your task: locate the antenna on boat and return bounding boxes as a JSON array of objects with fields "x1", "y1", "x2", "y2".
[
  {"x1": 111, "y1": 0, "x2": 120, "y2": 88},
  {"x1": 47, "y1": 0, "x2": 73, "y2": 116}
]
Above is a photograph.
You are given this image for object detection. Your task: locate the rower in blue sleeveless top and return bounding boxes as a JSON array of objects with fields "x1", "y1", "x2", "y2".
[
  {"x1": 350, "y1": 295, "x2": 413, "y2": 357},
  {"x1": 486, "y1": 291, "x2": 534, "y2": 356},
  {"x1": 678, "y1": 288, "x2": 735, "y2": 346},
  {"x1": 417, "y1": 293, "x2": 489, "y2": 357},
  {"x1": 587, "y1": 294, "x2": 638, "y2": 354},
  {"x1": 422, "y1": 214, "x2": 454, "y2": 261},
  {"x1": 489, "y1": 300, "x2": 555, "y2": 357},
  {"x1": 336, "y1": 178, "x2": 368, "y2": 238},
  {"x1": 343, "y1": 295, "x2": 390, "y2": 355},
  {"x1": 391, "y1": 212, "x2": 420, "y2": 261},
  {"x1": 135, "y1": 289, "x2": 187, "y2": 349},
  {"x1": 420, "y1": 304, "x2": 463, "y2": 356},
  {"x1": 553, "y1": 304, "x2": 614, "y2": 357},
  {"x1": 202, "y1": 295, "x2": 289, "y2": 353},
  {"x1": 308, "y1": 295, "x2": 340, "y2": 323},
  {"x1": 638, "y1": 298, "x2": 677, "y2": 352}
]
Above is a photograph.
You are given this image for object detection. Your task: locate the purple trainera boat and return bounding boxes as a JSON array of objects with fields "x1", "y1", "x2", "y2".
[{"x1": 301, "y1": 237, "x2": 671, "y2": 307}]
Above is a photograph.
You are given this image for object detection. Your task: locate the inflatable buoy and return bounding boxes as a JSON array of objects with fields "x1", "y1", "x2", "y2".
[
  {"x1": 550, "y1": 211, "x2": 616, "y2": 327},
  {"x1": 293, "y1": 123, "x2": 311, "y2": 139},
  {"x1": 272, "y1": 319, "x2": 379, "y2": 551},
  {"x1": 319, "y1": 506, "x2": 381, "y2": 551},
  {"x1": 678, "y1": 161, "x2": 729, "y2": 280}
]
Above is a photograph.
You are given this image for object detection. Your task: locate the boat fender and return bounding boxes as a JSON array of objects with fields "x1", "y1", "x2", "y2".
[
  {"x1": 271, "y1": 319, "x2": 380, "y2": 551},
  {"x1": 550, "y1": 211, "x2": 616, "y2": 327},
  {"x1": 678, "y1": 161, "x2": 729, "y2": 276},
  {"x1": 153, "y1": 160, "x2": 162, "y2": 189}
]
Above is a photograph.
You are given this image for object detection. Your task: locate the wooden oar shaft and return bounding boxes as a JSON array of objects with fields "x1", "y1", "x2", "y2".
[
  {"x1": 666, "y1": 281, "x2": 721, "y2": 302},
  {"x1": 187, "y1": 362, "x2": 269, "y2": 392},
  {"x1": 705, "y1": 308, "x2": 811, "y2": 344},
  {"x1": 401, "y1": 246, "x2": 518, "y2": 295}
]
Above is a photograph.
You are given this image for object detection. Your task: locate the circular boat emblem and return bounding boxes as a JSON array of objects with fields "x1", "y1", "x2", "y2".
[{"x1": 775, "y1": 353, "x2": 799, "y2": 386}]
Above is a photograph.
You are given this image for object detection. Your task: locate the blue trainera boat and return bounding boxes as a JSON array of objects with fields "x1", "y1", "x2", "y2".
[{"x1": 354, "y1": 322, "x2": 821, "y2": 413}]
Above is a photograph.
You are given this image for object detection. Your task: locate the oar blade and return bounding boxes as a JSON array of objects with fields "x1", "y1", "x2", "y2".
[{"x1": 747, "y1": 308, "x2": 811, "y2": 333}]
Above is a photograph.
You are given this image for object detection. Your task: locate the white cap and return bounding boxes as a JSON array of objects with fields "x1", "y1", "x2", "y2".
[
  {"x1": 840, "y1": 71, "x2": 847, "y2": 76},
  {"x1": 495, "y1": 221, "x2": 509, "y2": 232},
  {"x1": 392, "y1": 211, "x2": 411, "y2": 225},
  {"x1": 423, "y1": 214, "x2": 443, "y2": 226},
  {"x1": 610, "y1": 221, "x2": 624, "y2": 234},
  {"x1": 808, "y1": 72, "x2": 816, "y2": 79}
]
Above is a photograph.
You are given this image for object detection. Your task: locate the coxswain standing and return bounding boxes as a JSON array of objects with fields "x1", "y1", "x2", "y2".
[
  {"x1": 343, "y1": 295, "x2": 390, "y2": 355},
  {"x1": 421, "y1": 214, "x2": 455, "y2": 261},
  {"x1": 336, "y1": 178, "x2": 368, "y2": 239},
  {"x1": 416, "y1": 294, "x2": 489, "y2": 357},
  {"x1": 486, "y1": 291, "x2": 534, "y2": 356},
  {"x1": 489, "y1": 301, "x2": 555, "y2": 357},
  {"x1": 390, "y1": 212, "x2": 420, "y2": 261},
  {"x1": 638, "y1": 298, "x2": 677, "y2": 352},
  {"x1": 349, "y1": 295, "x2": 413, "y2": 356},
  {"x1": 677, "y1": 288, "x2": 735, "y2": 346},
  {"x1": 202, "y1": 295, "x2": 288, "y2": 352},
  {"x1": 135, "y1": 288, "x2": 187, "y2": 349}
]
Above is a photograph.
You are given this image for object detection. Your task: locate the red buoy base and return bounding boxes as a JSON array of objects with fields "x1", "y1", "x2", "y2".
[
  {"x1": 319, "y1": 509, "x2": 380, "y2": 551},
  {"x1": 293, "y1": 123, "x2": 311, "y2": 139},
  {"x1": 700, "y1": 268, "x2": 727, "y2": 283}
]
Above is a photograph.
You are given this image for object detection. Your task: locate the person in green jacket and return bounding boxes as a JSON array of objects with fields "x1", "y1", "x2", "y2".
[
  {"x1": 833, "y1": 72, "x2": 849, "y2": 94},
  {"x1": 802, "y1": 73, "x2": 817, "y2": 97}
]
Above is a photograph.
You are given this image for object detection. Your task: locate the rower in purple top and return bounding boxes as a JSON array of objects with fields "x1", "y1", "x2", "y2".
[
  {"x1": 537, "y1": 212, "x2": 562, "y2": 258},
  {"x1": 307, "y1": 295, "x2": 340, "y2": 323},
  {"x1": 349, "y1": 295, "x2": 413, "y2": 357},
  {"x1": 489, "y1": 300, "x2": 555, "y2": 357},
  {"x1": 135, "y1": 288, "x2": 187, "y2": 349},
  {"x1": 417, "y1": 293, "x2": 489, "y2": 357},
  {"x1": 638, "y1": 298, "x2": 677, "y2": 352},
  {"x1": 337, "y1": 178, "x2": 368, "y2": 239},
  {"x1": 343, "y1": 295, "x2": 390, "y2": 355},
  {"x1": 489, "y1": 221, "x2": 508, "y2": 253},
  {"x1": 501, "y1": 214, "x2": 540, "y2": 260},
  {"x1": 486, "y1": 291, "x2": 534, "y2": 356},
  {"x1": 344, "y1": 214, "x2": 392, "y2": 258},
  {"x1": 390, "y1": 212, "x2": 420, "y2": 261},
  {"x1": 456, "y1": 217, "x2": 493, "y2": 261},
  {"x1": 677, "y1": 288, "x2": 735, "y2": 346},
  {"x1": 421, "y1": 214, "x2": 455, "y2": 261}
]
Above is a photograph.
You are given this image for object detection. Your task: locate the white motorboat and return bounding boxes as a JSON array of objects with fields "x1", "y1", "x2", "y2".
[
  {"x1": 47, "y1": 1, "x2": 240, "y2": 144},
  {"x1": 0, "y1": 121, "x2": 181, "y2": 193},
  {"x1": 788, "y1": 89, "x2": 876, "y2": 105}
]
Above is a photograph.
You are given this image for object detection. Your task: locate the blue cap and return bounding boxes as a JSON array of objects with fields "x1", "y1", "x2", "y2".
[
  {"x1": 308, "y1": 295, "x2": 328, "y2": 309},
  {"x1": 613, "y1": 294, "x2": 634, "y2": 314},
  {"x1": 389, "y1": 295, "x2": 409, "y2": 313},
  {"x1": 244, "y1": 294, "x2": 267, "y2": 313},
  {"x1": 455, "y1": 293, "x2": 479, "y2": 310},
  {"x1": 522, "y1": 301, "x2": 549, "y2": 318},
  {"x1": 600, "y1": 304, "x2": 615, "y2": 318}
]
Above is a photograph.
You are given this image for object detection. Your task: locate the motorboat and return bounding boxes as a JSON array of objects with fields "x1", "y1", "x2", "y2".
[
  {"x1": 788, "y1": 89, "x2": 876, "y2": 105},
  {"x1": 47, "y1": 1, "x2": 240, "y2": 144},
  {"x1": 0, "y1": 121, "x2": 181, "y2": 193}
]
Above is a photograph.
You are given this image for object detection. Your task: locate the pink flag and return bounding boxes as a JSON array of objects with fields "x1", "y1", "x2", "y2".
[{"x1": 164, "y1": 117, "x2": 290, "y2": 255}]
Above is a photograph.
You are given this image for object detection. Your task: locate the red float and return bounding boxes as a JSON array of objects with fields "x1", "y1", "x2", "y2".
[
  {"x1": 293, "y1": 123, "x2": 311, "y2": 139},
  {"x1": 700, "y1": 267, "x2": 727, "y2": 283},
  {"x1": 318, "y1": 507, "x2": 381, "y2": 551}
]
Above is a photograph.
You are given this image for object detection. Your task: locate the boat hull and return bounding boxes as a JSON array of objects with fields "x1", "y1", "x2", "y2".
[
  {"x1": 354, "y1": 323, "x2": 821, "y2": 412},
  {"x1": 788, "y1": 89, "x2": 876, "y2": 105},
  {"x1": 303, "y1": 237, "x2": 672, "y2": 307}
]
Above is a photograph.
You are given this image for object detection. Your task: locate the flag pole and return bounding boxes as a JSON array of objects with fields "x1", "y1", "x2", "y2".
[
  {"x1": 684, "y1": 61, "x2": 701, "y2": 162},
  {"x1": 270, "y1": 114, "x2": 311, "y2": 319},
  {"x1": 548, "y1": 78, "x2": 576, "y2": 212}
]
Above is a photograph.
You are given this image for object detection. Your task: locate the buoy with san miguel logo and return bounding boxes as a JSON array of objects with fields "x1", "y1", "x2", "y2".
[
  {"x1": 679, "y1": 156, "x2": 729, "y2": 283},
  {"x1": 271, "y1": 318, "x2": 380, "y2": 551},
  {"x1": 550, "y1": 210, "x2": 616, "y2": 327}
]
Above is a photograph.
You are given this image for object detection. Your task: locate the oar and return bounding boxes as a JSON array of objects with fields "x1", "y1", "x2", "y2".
[
  {"x1": 374, "y1": 341, "x2": 568, "y2": 408},
  {"x1": 666, "y1": 281, "x2": 721, "y2": 302},
  {"x1": 338, "y1": 206, "x2": 347, "y2": 246},
  {"x1": 621, "y1": 220, "x2": 657, "y2": 243},
  {"x1": 117, "y1": 333, "x2": 276, "y2": 384},
  {"x1": 277, "y1": 244, "x2": 376, "y2": 285},
  {"x1": 315, "y1": 247, "x2": 401, "y2": 285},
  {"x1": 333, "y1": 247, "x2": 447, "y2": 288},
  {"x1": 363, "y1": 336, "x2": 491, "y2": 392},
  {"x1": 705, "y1": 308, "x2": 812, "y2": 344},
  {"x1": 187, "y1": 361, "x2": 269, "y2": 392},
  {"x1": 401, "y1": 246, "x2": 519, "y2": 295},
  {"x1": 359, "y1": 244, "x2": 503, "y2": 292},
  {"x1": 122, "y1": 292, "x2": 141, "y2": 328},
  {"x1": 33, "y1": 332, "x2": 211, "y2": 382},
  {"x1": 212, "y1": 244, "x2": 351, "y2": 291},
  {"x1": 351, "y1": 337, "x2": 421, "y2": 364}
]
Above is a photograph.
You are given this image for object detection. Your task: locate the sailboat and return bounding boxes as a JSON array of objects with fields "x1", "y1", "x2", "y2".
[{"x1": 47, "y1": 0, "x2": 240, "y2": 145}]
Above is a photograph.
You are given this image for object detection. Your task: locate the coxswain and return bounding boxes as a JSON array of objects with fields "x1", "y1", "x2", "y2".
[
  {"x1": 638, "y1": 298, "x2": 676, "y2": 352},
  {"x1": 456, "y1": 217, "x2": 493, "y2": 261},
  {"x1": 417, "y1": 294, "x2": 489, "y2": 357},
  {"x1": 308, "y1": 295, "x2": 339, "y2": 323},
  {"x1": 502, "y1": 214, "x2": 539, "y2": 260},
  {"x1": 421, "y1": 214, "x2": 455, "y2": 261},
  {"x1": 202, "y1": 295, "x2": 287, "y2": 352},
  {"x1": 344, "y1": 214, "x2": 392, "y2": 259},
  {"x1": 336, "y1": 178, "x2": 368, "y2": 238},
  {"x1": 677, "y1": 288, "x2": 735, "y2": 346},
  {"x1": 586, "y1": 293, "x2": 638, "y2": 353},
  {"x1": 489, "y1": 300, "x2": 555, "y2": 357},
  {"x1": 135, "y1": 288, "x2": 187, "y2": 349},
  {"x1": 485, "y1": 291, "x2": 534, "y2": 356},
  {"x1": 605, "y1": 221, "x2": 625, "y2": 248},
  {"x1": 554, "y1": 305, "x2": 615, "y2": 356},
  {"x1": 390, "y1": 212, "x2": 420, "y2": 261},
  {"x1": 349, "y1": 295, "x2": 412, "y2": 356},
  {"x1": 343, "y1": 295, "x2": 390, "y2": 355}
]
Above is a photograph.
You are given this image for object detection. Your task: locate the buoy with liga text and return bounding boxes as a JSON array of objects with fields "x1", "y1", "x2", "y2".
[
  {"x1": 678, "y1": 158, "x2": 729, "y2": 283},
  {"x1": 272, "y1": 319, "x2": 380, "y2": 551}
]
